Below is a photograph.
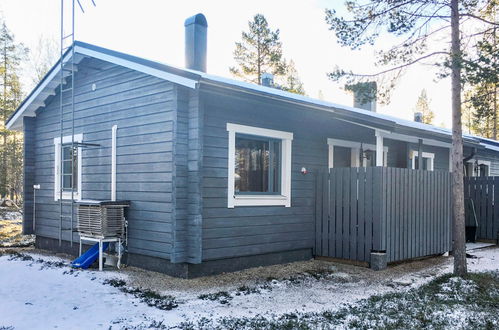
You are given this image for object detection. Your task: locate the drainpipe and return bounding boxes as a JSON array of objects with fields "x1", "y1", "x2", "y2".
[
  {"x1": 418, "y1": 139, "x2": 423, "y2": 170},
  {"x1": 463, "y1": 148, "x2": 476, "y2": 163},
  {"x1": 463, "y1": 148, "x2": 476, "y2": 177}
]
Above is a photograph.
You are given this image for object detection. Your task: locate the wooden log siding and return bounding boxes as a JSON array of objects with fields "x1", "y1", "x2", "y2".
[
  {"x1": 464, "y1": 177, "x2": 499, "y2": 241},
  {"x1": 315, "y1": 167, "x2": 452, "y2": 263}
]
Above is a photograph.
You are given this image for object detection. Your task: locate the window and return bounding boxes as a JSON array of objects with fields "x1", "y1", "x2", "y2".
[
  {"x1": 235, "y1": 135, "x2": 281, "y2": 194},
  {"x1": 62, "y1": 145, "x2": 78, "y2": 191},
  {"x1": 54, "y1": 134, "x2": 83, "y2": 200},
  {"x1": 327, "y1": 138, "x2": 388, "y2": 168},
  {"x1": 411, "y1": 151, "x2": 434, "y2": 171},
  {"x1": 465, "y1": 160, "x2": 491, "y2": 177},
  {"x1": 227, "y1": 123, "x2": 292, "y2": 208}
]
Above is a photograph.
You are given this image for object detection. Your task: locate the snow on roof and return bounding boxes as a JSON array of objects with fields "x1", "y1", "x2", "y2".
[{"x1": 7, "y1": 41, "x2": 498, "y2": 151}]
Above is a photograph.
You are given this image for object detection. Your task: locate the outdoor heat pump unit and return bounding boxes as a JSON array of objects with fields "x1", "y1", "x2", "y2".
[{"x1": 76, "y1": 200, "x2": 129, "y2": 238}]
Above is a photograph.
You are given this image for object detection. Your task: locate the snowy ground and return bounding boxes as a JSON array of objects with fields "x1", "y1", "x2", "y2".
[{"x1": 0, "y1": 245, "x2": 498, "y2": 329}]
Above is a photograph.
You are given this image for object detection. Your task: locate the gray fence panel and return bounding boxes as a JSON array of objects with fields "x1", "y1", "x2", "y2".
[
  {"x1": 464, "y1": 176, "x2": 499, "y2": 241},
  {"x1": 316, "y1": 167, "x2": 452, "y2": 264}
]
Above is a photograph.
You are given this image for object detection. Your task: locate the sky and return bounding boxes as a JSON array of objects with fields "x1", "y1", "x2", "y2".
[{"x1": 0, "y1": 0, "x2": 453, "y2": 127}]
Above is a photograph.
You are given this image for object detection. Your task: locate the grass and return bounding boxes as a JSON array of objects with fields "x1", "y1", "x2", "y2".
[
  {"x1": 103, "y1": 278, "x2": 179, "y2": 311},
  {"x1": 177, "y1": 271, "x2": 499, "y2": 330},
  {"x1": 198, "y1": 291, "x2": 233, "y2": 304}
]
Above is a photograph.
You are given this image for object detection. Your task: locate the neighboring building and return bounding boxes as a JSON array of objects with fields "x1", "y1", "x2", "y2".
[{"x1": 7, "y1": 14, "x2": 499, "y2": 277}]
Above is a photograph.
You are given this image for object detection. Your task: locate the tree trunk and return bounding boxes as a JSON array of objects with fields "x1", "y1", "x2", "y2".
[{"x1": 451, "y1": 0, "x2": 467, "y2": 276}]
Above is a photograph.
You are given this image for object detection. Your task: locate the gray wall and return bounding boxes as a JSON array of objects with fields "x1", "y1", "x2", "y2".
[
  {"x1": 32, "y1": 58, "x2": 176, "y2": 260},
  {"x1": 407, "y1": 143, "x2": 450, "y2": 171},
  {"x1": 172, "y1": 87, "x2": 203, "y2": 263},
  {"x1": 23, "y1": 117, "x2": 36, "y2": 234},
  {"x1": 199, "y1": 86, "x2": 376, "y2": 261}
]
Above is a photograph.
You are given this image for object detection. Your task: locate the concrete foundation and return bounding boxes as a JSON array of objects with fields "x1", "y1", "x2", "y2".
[
  {"x1": 370, "y1": 252, "x2": 387, "y2": 270},
  {"x1": 36, "y1": 236, "x2": 313, "y2": 278}
]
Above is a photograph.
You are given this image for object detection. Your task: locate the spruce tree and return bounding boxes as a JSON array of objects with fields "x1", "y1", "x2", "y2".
[
  {"x1": 280, "y1": 59, "x2": 306, "y2": 95},
  {"x1": 414, "y1": 89, "x2": 435, "y2": 125}
]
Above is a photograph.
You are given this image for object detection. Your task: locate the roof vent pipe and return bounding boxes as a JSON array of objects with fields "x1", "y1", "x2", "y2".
[
  {"x1": 414, "y1": 112, "x2": 423, "y2": 123},
  {"x1": 184, "y1": 13, "x2": 208, "y2": 72},
  {"x1": 261, "y1": 73, "x2": 274, "y2": 87}
]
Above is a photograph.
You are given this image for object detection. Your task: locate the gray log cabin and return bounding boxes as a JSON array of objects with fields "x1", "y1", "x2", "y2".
[{"x1": 7, "y1": 14, "x2": 499, "y2": 277}]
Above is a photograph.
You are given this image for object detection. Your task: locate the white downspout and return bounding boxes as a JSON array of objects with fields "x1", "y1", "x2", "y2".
[{"x1": 111, "y1": 125, "x2": 117, "y2": 201}]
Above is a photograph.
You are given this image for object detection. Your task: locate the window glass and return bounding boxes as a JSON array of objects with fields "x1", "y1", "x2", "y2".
[
  {"x1": 478, "y1": 164, "x2": 489, "y2": 177},
  {"x1": 61, "y1": 145, "x2": 78, "y2": 191},
  {"x1": 414, "y1": 156, "x2": 430, "y2": 170},
  {"x1": 333, "y1": 146, "x2": 351, "y2": 168},
  {"x1": 235, "y1": 135, "x2": 280, "y2": 194}
]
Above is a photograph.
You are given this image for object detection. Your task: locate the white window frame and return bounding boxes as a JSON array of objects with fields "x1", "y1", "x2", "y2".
[
  {"x1": 327, "y1": 138, "x2": 388, "y2": 168},
  {"x1": 466, "y1": 159, "x2": 491, "y2": 177},
  {"x1": 54, "y1": 134, "x2": 83, "y2": 201},
  {"x1": 227, "y1": 123, "x2": 293, "y2": 208},
  {"x1": 411, "y1": 151, "x2": 435, "y2": 171}
]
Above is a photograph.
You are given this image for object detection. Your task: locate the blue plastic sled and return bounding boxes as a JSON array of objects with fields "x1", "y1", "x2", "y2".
[{"x1": 71, "y1": 242, "x2": 109, "y2": 269}]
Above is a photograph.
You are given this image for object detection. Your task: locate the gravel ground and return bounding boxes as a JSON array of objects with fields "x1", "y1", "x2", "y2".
[{"x1": 122, "y1": 253, "x2": 450, "y2": 299}]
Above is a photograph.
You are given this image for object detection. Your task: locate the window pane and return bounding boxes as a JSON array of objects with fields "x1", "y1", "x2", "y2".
[
  {"x1": 333, "y1": 146, "x2": 351, "y2": 168},
  {"x1": 62, "y1": 174, "x2": 72, "y2": 189},
  {"x1": 61, "y1": 145, "x2": 78, "y2": 191},
  {"x1": 235, "y1": 135, "x2": 280, "y2": 193},
  {"x1": 62, "y1": 146, "x2": 71, "y2": 161},
  {"x1": 63, "y1": 160, "x2": 72, "y2": 174}
]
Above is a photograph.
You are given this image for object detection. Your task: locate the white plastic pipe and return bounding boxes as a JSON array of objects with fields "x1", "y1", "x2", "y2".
[{"x1": 111, "y1": 125, "x2": 117, "y2": 201}]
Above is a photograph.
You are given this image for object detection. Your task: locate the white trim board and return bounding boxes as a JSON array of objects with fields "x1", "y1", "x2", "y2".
[
  {"x1": 410, "y1": 150, "x2": 435, "y2": 171},
  {"x1": 327, "y1": 138, "x2": 388, "y2": 168},
  {"x1": 226, "y1": 123, "x2": 293, "y2": 208}
]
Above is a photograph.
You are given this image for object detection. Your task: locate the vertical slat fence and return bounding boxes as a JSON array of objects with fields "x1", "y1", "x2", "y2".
[
  {"x1": 464, "y1": 176, "x2": 499, "y2": 241},
  {"x1": 315, "y1": 167, "x2": 453, "y2": 264}
]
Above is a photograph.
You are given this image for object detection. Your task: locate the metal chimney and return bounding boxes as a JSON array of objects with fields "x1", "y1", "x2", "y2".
[
  {"x1": 414, "y1": 112, "x2": 423, "y2": 123},
  {"x1": 261, "y1": 73, "x2": 274, "y2": 87},
  {"x1": 184, "y1": 13, "x2": 208, "y2": 72}
]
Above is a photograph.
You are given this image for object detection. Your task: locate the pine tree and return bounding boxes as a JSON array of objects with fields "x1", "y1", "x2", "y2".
[
  {"x1": 230, "y1": 14, "x2": 287, "y2": 84},
  {"x1": 414, "y1": 89, "x2": 435, "y2": 124},
  {"x1": 325, "y1": 0, "x2": 498, "y2": 276},
  {"x1": 0, "y1": 21, "x2": 28, "y2": 201},
  {"x1": 280, "y1": 60, "x2": 305, "y2": 95}
]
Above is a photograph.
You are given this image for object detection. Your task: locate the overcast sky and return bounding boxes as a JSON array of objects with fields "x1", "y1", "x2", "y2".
[{"x1": 1, "y1": 0, "x2": 454, "y2": 127}]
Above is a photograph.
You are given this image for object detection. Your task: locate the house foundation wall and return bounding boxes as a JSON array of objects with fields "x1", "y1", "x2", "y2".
[{"x1": 35, "y1": 236, "x2": 312, "y2": 278}]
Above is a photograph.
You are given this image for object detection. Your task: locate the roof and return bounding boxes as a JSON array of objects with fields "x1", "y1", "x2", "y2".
[{"x1": 5, "y1": 41, "x2": 493, "y2": 150}]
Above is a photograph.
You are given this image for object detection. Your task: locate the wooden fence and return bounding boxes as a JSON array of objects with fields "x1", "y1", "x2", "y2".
[
  {"x1": 315, "y1": 167, "x2": 452, "y2": 263},
  {"x1": 464, "y1": 177, "x2": 499, "y2": 241}
]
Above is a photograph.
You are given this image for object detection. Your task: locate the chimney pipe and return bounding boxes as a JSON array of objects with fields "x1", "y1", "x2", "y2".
[
  {"x1": 261, "y1": 73, "x2": 274, "y2": 87},
  {"x1": 347, "y1": 81, "x2": 377, "y2": 112},
  {"x1": 414, "y1": 112, "x2": 423, "y2": 123},
  {"x1": 184, "y1": 13, "x2": 208, "y2": 72}
]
